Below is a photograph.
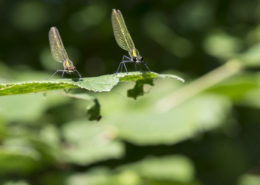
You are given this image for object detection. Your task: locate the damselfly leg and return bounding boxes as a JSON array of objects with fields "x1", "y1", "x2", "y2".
[
  {"x1": 49, "y1": 69, "x2": 65, "y2": 79},
  {"x1": 117, "y1": 60, "x2": 133, "y2": 73},
  {"x1": 116, "y1": 55, "x2": 133, "y2": 73},
  {"x1": 75, "y1": 69, "x2": 82, "y2": 79},
  {"x1": 49, "y1": 69, "x2": 82, "y2": 79},
  {"x1": 142, "y1": 61, "x2": 151, "y2": 72}
]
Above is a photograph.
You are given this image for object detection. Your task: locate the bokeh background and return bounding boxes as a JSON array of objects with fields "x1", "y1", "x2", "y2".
[{"x1": 1, "y1": 0, "x2": 260, "y2": 185}]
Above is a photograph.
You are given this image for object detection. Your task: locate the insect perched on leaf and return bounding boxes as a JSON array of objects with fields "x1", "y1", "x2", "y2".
[
  {"x1": 111, "y1": 9, "x2": 151, "y2": 73},
  {"x1": 48, "y1": 26, "x2": 81, "y2": 79}
]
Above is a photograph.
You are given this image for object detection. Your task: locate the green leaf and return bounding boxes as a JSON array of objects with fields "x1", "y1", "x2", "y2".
[
  {"x1": 118, "y1": 72, "x2": 184, "y2": 83},
  {"x1": 103, "y1": 94, "x2": 231, "y2": 145},
  {"x1": 56, "y1": 92, "x2": 102, "y2": 121},
  {"x1": 240, "y1": 43, "x2": 260, "y2": 67},
  {"x1": 0, "y1": 93, "x2": 68, "y2": 122},
  {"x1": 120, "y1": 72, "x2": 184, "y2": 99},
  {"x1": 66, "y1": 155, "x2": 195, "y2": 185},
  {"x1": 203, "y1": 31, "x2": 242, "y2": 60},
  {"x1": 127, "y1": 78, "x2": 154, "y2": 99},
  {"x1": 239, "y1": 174, "x2": 260, "y2": 185},
  {"x1": 66, "y1": 168, "x2": 111, "y2": 185},
  {"x1": 3, "y1": 181, "x2": 29, "y2": 185},
  {"x1": 87, "y1": 99, "x2": 102, "y2": 121},
  {"x1": 120, "y1": 155, "x2": 195, "y2": 182},
  {"x1": 0, "y1": 126, "x2": 63, "y2": 175},
  {"x1": 0, "y1": 145, "x2": 40, "y2": 175},
  {"x1": 206, "y1": 74, "x2": 258, "y2": 101},
  {"x1": 0, "y1": 74, "x2": 119, "y2": 96},
  {"x1": 0, "y1": 72, "x2": 184, "y2": 96},
  {"x1": 62, "y1": 120, "x2": 124, "y2": 165}
]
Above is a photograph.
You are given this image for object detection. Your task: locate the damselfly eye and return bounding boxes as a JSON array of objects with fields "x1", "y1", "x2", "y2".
[
  {"x1": 140, "y1": 57, "x2": 144, "y2": 61},
  {"x1": 133, "y1": 57, "x2": 137, "y2": 62}
]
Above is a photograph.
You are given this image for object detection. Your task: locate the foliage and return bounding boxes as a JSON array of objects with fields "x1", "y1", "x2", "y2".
[
  {"x1": 1, "y1": 0, "x2": 260, "y2": 185},
  {"x1": 0, "y1": 72, "x2": 183, "y2": 96}
]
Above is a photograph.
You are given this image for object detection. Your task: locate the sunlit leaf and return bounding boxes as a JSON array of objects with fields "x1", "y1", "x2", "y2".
[
  {"x1": 3, "y1": 181, "x2": 29, "y2": 185},
  {"x1": 239, "y1": 174, "x2": 260, "y2": 185},
  {"x1": 127, "y1": 78, "x2": 154, "y2": 99},
  {"x1": 87, "y1": 99, "x2": 102, "y2": 121},
  {"x1": 104, "y1": 94, "x2": 231, "y2": 145},
  {"x1": 62, "y1": 120, "x2": 124, "y2": 165},
  {"x1": 204, "y1": 31, "x2": 242, "y2": 60},
  {"x1": 206, "y1": 74, "x2": 258, "y2": 101},
  {"x1": 0, "y1": 145, "x2": 40, "y2": 175},
  {"x1": 240, "y1": 43, "x2": 260, "y2": 67},
  {"x1": 66, "y1": 155, "x2": 195, "y2": 185},
  {"x1": 0, "y1": 72, "x2": 183, "y2": 97},
  {"x1": 0, "y1": 93, "x2": 68, "y2": 122},
  {"x1": 120, "y1": 155, "x2": 195, "y2": 182}
]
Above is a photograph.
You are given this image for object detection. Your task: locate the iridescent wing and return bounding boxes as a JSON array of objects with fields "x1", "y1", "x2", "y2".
[
  {"x1": 111, "y1": 9, "x2": 135, "y2": 52},
  {"x1": 48, "y1": 27, "x2": 69, "y2": 63}
]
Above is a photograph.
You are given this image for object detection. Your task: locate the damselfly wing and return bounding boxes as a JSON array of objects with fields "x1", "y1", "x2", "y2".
[
  {"x1": 48, "y1": 27, "x2": 81, "y2": 79},
  {"x1": 111, "y1": 9, "x2": 151, "y2": 73}
]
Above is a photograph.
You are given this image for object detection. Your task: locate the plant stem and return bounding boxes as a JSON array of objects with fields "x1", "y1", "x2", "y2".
[{"x1": 156, "y1": 59, "x2": 243, "y2": 112}]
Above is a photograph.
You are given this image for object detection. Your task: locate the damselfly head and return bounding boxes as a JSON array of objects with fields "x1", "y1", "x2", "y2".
[
  {"x1": 129, "y1": 48, "x2": 143, "y2": 63},
  {"x1": 133, "y1": 56, "x2": 143, "y2": 63},
  {"x1": 67, "y1": 65, "x2": 76, "y2": 73}
]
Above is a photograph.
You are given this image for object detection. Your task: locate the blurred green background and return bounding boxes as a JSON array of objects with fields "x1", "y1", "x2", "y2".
[{"x1": 1, "y1": 0, "x2": 260, "y2": 185}]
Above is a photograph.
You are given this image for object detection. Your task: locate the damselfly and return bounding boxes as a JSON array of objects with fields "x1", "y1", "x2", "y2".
[
  {"x1": 48, "y1": 26, "x2": 81, "y2": 79},
  {"x1": 111, "y1": 9, "x2": 151, "y2": 73}
]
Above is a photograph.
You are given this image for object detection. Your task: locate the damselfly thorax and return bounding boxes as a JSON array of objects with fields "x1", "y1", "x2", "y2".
[{"x1": 63, "y1": 59, "x2": 76, "y2": 73}]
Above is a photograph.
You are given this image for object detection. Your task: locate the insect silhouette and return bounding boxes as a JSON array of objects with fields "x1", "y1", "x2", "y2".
[
  {"x1": 111, "y1": 9, "x2": 151, "y2": 73},
  {"x1": 48, "y1": 26, "x2": 81, "y2": 79}
]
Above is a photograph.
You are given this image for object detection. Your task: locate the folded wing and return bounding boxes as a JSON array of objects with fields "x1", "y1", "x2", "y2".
[
  {"x1": 111, "y1": 9, "x2": 135, "y2": 52},
  {"x1": 49, "y1": 27, "x2": 68, "y2": 63}
]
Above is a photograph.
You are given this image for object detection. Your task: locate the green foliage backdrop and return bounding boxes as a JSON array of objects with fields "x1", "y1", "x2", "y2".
[{"x1": 1, "y1": 0, "x2": 260, "y2": 185}]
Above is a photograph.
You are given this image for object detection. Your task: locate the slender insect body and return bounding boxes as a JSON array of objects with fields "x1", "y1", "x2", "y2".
[
  {"x1": 48, "y1": 26, "x2": 81, "y2": 79},
  {"x1": 111, "y1": 9, "x2": 151, "y2": 73}
]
